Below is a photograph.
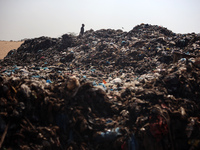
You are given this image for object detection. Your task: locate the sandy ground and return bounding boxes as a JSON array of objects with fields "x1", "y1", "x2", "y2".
[{"x1": 0, "y1": 41, "x2": 24, "y2": 59}]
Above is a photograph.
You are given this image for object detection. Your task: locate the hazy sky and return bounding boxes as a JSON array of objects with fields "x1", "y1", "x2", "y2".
[{"x1": 0, "y1": 0, "x2": 200, "y2": 40}]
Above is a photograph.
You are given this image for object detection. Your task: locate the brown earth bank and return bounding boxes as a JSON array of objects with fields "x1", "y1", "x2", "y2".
[{"x1": 0, "y1": 41, "x2": 24, "y2": 59}]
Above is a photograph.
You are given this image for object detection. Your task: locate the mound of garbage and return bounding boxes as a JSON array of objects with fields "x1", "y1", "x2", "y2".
[{"x1": 1, "y1": 24, "x2": 200, "y2": 150}]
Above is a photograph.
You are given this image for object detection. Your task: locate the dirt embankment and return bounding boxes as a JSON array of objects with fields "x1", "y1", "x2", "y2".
[{"x1": 0, "y1": 41, "x2": 24, "y2": 59}]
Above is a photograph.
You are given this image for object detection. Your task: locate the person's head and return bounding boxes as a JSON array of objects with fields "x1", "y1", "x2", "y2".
[{"x1": 82, "y1": 24, "x2": 85, "y2": 27}]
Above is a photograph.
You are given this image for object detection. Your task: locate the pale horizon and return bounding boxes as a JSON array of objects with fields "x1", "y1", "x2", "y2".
[{"x1": 1, "y1": 0, "x2": 200, "y2": 41}]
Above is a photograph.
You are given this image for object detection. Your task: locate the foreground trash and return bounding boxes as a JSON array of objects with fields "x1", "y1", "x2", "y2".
[{"x1": 1, "y1": 24, "x2": 200, "y2": 150}]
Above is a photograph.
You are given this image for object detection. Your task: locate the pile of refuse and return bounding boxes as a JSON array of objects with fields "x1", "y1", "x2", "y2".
[{"x1": 1, "y1": 24, "x2": 200, "y2": 150}]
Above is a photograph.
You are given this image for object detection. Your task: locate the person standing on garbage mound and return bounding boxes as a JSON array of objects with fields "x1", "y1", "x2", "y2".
[{"x1": 80, "y1": 24, "x2": 85, "y2": 36}]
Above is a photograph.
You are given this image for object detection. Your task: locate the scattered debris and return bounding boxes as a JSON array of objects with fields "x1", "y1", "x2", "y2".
[{"x1": 1, "y1": 24, "x2": 200, "y2": 150}]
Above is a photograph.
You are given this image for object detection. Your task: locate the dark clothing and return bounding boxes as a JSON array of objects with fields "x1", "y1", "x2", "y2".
[
  {"x1": 80, "y1": 24, "x2": 85, "y2": 36},
  {"x1": 80, "y1": 26, "x2": 84, "y2": 35}
]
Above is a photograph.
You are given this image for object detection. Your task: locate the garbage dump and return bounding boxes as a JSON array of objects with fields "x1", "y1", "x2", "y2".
[{"x1": 1, "y1": 23, "x2": 200, "y2": 150}]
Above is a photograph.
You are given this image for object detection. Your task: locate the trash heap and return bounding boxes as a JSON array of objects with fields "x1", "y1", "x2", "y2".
[{"x1": 1, "y1": 24, "x2": 200, "y2": 150}]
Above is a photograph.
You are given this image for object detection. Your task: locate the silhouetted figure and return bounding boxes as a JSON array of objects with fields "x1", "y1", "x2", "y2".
[{"x1": 80, "y1": 24, "x2": 85, "y2": 36}]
